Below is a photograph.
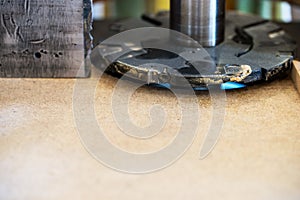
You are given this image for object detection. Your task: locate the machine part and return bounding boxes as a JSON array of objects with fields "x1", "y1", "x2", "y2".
[
  {"x1": 170, "y1": 0, "x2": 225, "y2": 47},
  {"x1": 0, "y1": 0, "x2": 92, "y2": 78},
  {"x1": 97, "y1": 48, "x2": 251, "y2": 89},
  {"x1": 91, "y1": 12, "x2": 297, "y2": 90}
]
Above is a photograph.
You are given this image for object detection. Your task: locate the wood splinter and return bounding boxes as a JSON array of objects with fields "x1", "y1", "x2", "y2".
[{"x1": 292, "y1": 60, "x2": 300, "y2": 94}]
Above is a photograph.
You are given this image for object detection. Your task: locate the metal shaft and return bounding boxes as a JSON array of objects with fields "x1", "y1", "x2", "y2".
[{"x1": 170, "y1": 0, "x2": 225, "y2": 47}]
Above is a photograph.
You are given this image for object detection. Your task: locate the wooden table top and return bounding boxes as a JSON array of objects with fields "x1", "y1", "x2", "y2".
[{"x1": 0, "y1": 63, "x2": 299, "y2": 200}]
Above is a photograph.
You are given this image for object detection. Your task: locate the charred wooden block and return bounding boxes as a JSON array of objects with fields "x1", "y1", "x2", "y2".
[{"x1": 0, "y1": 0, "x2": 92, "y2": 78}]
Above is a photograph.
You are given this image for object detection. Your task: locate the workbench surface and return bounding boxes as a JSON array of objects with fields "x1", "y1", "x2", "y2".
[{"x1": 0, "y1": 65, "x2": 300, "y2": 200}]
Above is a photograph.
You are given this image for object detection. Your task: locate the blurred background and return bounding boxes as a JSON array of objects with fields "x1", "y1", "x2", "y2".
[{"x1": 92, "y1": 0, "x2": 300, "y2": 22}]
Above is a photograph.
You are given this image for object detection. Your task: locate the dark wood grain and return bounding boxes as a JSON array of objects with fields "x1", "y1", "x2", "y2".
[{"x1": 0, "y1": 0, "x2": 92, "y2": 78}]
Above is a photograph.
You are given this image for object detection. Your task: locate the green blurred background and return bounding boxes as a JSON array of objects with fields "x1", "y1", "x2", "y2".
[{"x1": 92, "y1": 0, "x2": 300, "y2": 22}]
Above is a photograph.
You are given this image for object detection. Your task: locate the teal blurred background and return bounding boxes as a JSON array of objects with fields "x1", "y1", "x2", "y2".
[
  {"x1": 234, "y1": 0, "x2": 300, "y2": 22},
  {"x1": 92, "y1": 0, "x2": 300, "y2": 22}
]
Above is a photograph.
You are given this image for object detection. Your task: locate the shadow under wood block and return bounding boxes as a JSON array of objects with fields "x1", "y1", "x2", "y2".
[{"x1": 0, "y1": 0, "x2": 92, "y2": 78}]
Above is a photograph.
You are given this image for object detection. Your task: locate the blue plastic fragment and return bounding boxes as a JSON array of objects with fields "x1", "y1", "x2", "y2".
[
  {"x1": 151, "y1": 83, "x2": 171, "y2": 89},
  {"x1": 221, "y1": 82, "x2": 246, "y2": 90},
  {"x1": 154, "y1": 82, "x2": 246, "y2": 90}
]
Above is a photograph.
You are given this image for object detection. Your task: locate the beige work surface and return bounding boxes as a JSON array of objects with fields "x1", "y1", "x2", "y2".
[{"x1": 1, "y1": 65, "x2": 300, "y2": 200}]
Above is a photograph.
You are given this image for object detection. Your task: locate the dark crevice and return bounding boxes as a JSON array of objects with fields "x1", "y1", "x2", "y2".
[
  {"x1": 233, "y1": 20, "x2": 269, "y2": 57},
  {"x1": 34, "y1": 52, "x2": 42, "y2": 59}
]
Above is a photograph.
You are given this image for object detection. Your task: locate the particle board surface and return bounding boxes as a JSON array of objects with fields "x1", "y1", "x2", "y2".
[{"x1": 0, "y1": 69, "x2": 300, "y2": 200}]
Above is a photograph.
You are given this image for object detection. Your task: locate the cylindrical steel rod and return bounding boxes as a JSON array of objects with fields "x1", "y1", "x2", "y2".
[{"x1": 170, "y1": 0, "x2": 225, "y2": 47}]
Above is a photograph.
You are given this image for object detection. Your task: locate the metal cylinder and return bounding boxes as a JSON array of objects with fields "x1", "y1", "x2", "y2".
[{"x1": 170, "y1": 0, "x2": 225, "y2": 47}]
